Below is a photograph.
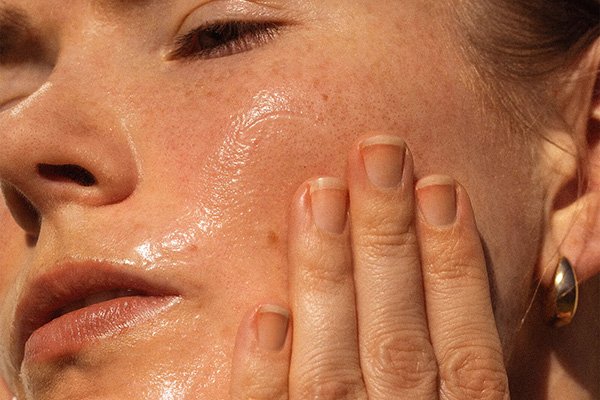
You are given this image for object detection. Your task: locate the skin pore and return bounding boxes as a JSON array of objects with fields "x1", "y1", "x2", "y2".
[{"x1": 0, "y1": 0, "x2": 598, "y2": 399}]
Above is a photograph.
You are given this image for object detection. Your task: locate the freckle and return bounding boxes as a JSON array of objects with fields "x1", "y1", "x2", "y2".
[
  {"x1": 267, "y1": 231, "x2": 279, "y2": 245},
  {"x1": 321, "y1": 93, "x2": 329, "y2": 102}
]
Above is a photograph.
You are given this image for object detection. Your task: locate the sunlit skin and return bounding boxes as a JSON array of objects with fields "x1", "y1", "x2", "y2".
[{"x1": 0, "y1": 1, "x2": 598, "y2": 399}]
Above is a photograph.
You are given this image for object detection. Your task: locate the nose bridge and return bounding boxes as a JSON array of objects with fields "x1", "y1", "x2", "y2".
[{"x1": 0, "y1": 73, "x2": 139, "y2": 213}]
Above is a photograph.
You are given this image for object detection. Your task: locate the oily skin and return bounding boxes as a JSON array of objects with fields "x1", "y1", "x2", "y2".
[
  {"x1": 0, "y1": 0, "x2": 544, "y2": 398},
  {"x1": 0, "y1": 197, "x2": 24, "y2": 397}
]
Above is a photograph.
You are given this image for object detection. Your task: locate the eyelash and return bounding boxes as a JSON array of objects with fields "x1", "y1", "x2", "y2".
[{"x1": 168, "y1": 21, "x2": 283, "y2": 60}]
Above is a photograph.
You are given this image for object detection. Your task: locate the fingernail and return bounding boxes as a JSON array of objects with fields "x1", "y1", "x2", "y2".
[
  {"x1": 416, "y1": 176, "x2": 457, "y2": 226},
  {"x1": 310, "y1": 177, "x2": 348, "y2": 234},
  {"x1": 360, "y1": 135, "x2": 406, "y2": 188},
  {"x1": 257, "y1": 305, "x2": 290, "y2": 352}
]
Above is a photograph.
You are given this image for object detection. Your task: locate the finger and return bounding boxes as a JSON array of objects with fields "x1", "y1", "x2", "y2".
[
  {"x1": 288, "y1": 178, "x2": 367, "y2": 399},
  {"x1": 415, "y1": 176, "x2": 509, "y2": 400},
  {"x1": 230, "y1": 304, "x2": 291, "y2": 400},
  {"x1": 347, "y1": 135, "x2": 438, "y2": 399}
]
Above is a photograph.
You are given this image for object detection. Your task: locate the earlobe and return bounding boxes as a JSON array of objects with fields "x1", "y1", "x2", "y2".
[
  {"x1": 548, "y1": 193, "x2": 600, "y2": 283},
  {"x1": 539, "y1": 40, "x2": 600, "y2": 285}
]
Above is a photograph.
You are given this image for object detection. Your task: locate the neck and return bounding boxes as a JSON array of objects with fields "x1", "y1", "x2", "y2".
[{"x1": 508, "y1": 275, "x2": 600, "y2": 400}]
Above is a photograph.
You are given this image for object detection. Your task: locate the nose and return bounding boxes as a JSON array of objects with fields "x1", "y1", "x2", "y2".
[{"x1": 0, "y1": 81, "x2": 139, "y2": 235}]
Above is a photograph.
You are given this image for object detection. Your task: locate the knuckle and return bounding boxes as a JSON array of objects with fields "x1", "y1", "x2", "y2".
[
  {"x1": 439, "y1": 346, "x2": 509, "y2": 400},
  {"x1": 294, "y1": 346, "x2": 365, "y2": 400},
  {"x1": 424, "y1": 241, "x2": 483, "y2": 283},
  {"x1": 425, "y1": 257, "x2": 483, "y2": 285},
  {"x1": 297, "y1": 373, "x2": 365, "y2": 400},
  {"x1": 356, "y1": 208, "x2": 413, "y2": 242},
  {"x1": 353, "y1": 200, "x2": 420, "y2": 264},
  {"x1": 356, "y1": 230, "x2": 418, "y2": 260},
  {"x1": 365, "y1": 331, "x2": 438, "y2": 393},
  {"x1": 239, "y1": 383, "x2": 288, "y2": 400},
  {"x1": 356, "y1": 194, "x2": 414, "y2": 230},
  {"x1": 299, "y1": 242, "x2": 352, "y2": 289},
  {"x1": 300, "y1": 258, "x2": 350, "y2": 289},
  {"x1": 233, "y1": 369, "x2": 288, "y2": 400}
]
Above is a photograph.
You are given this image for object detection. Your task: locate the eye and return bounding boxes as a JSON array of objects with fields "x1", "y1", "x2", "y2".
[{"x1": 168, "y1": 21, "x2": 283, "y2": 61}]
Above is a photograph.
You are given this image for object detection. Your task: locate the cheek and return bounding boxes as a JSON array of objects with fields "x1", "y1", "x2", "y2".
[
  {"x1": 130, "y1": 70, "x2": 360, "y2": 237},
  {"x1": 121, "y1": 29, "x2": 542, "y2": 363},
  {"x1": 125, "y1": 45, "x2": 505, "y2": 274},
  {"x1": 0, "y1": 201, "x2": 25, "y2": 307}
]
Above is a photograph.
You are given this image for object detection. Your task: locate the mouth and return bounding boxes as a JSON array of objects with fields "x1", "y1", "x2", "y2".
[{"x1": 13, "y1": 261, "x2": 180, "y2": 367}]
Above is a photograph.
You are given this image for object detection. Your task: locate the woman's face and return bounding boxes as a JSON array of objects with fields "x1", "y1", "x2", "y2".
[{"x1": 0, "y1": 0, "x2": 546, "y2": 398}]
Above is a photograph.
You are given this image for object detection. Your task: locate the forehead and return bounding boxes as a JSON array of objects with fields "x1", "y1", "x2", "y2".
[
  {"x1": 0, "y1": 0, "x2": 303, "y2": 39},
  {"x1": 1, "y1": 0, "x2": 153, "y2": 11},
  {"x1": 0, "y1": 0, "x2": 288, "y2": 14},
  {"x1": 0, "y1": 0, "x2": 173, "y2": 58},
  {"x1": 0, "y1": 0, "x2": 172, "y2": 29}
]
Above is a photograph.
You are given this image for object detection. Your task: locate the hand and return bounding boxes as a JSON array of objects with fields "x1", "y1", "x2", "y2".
[{"x1": 230, "y1": 134, "x2": 510, "y2": 399}]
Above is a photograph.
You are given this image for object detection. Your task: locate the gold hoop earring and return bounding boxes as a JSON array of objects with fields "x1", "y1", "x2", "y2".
[{"x1": 546, "y1": 257, "x2": 579, "y2": 328}]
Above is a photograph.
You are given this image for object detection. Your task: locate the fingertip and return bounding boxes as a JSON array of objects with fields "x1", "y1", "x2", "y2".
[
  {"x1": 287, "y1": 181, "x2": 312, "y2": 243},
  {"x1": 454, "y1": 181, "x2": 480, "y2": 231},
  {"x1": 230, "y1": 303, "x2": 292, "y2": 400},
  {"x1": 289, "y1": 180, "x2": 312, "y2": 218},
  {"x1": 256, "y1": 304, "x2": 291, "y2": 352},
  {"x1": 347, "y1": 133, "x2": 412, "y2": 193},
  {"x1": 416, "y1": 175, "x2": 457, "y2": 227},
  {"x1": 309, "y1": 177, "x2": 348, "y2": 235},
  {"x1": 233, "y1": 303, "x2": 292, "y2": 356},
  {"x1": 415, "y1": 177, "x2": 478, "y2": 232}
]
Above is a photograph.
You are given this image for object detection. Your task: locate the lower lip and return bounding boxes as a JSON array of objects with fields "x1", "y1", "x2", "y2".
[{"x1": 23, "y1": 296, "x2": 179, "y2": 364}]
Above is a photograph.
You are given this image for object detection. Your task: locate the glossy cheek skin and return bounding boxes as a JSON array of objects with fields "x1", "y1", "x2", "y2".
[
  {"x1": 0, "y1": 197, "x2": 26, "y2": 390},
  {"x1": 7, "y1": 2, "x2": 545, "y2": 399}
]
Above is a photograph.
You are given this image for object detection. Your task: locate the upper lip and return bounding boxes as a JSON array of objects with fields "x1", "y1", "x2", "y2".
[{"x1": 12, "y1": 260, "x2": 179, "y2": 368}]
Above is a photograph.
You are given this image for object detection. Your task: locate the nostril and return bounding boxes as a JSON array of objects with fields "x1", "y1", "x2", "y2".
[{"x1": 37, "y1": 164, "x2": 97, "y2": 187}]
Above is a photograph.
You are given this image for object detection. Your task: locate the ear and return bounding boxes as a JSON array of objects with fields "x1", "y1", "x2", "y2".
[{"x1": 539, "y1": 39, "x2": 600, "y2": 285}]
